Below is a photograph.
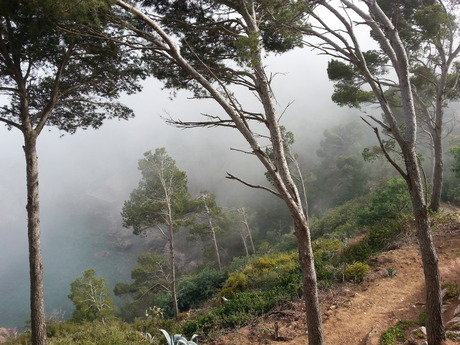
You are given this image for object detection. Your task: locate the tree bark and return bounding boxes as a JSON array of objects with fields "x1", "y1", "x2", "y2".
[
  {"x1": 240, "y1": 208, "x2": 255, "y2": 255},
  {"x1": 429, "y1": 128, "x2": 443, "y2": 213},
  {"x1": 23, "y1": 131, "x2": 47, "y2": 345},
  {"x1": 293, "y1": 215, "x2": 324, "y2": 345},
  {"x1": 405, "y1": 148, "x2": 445, "y2": 345},
  {"x1": 203, "y1": 199, "x2": 222, "y2": 270},
  {"x1": 114, "y1": 3, "x2": 326, "y2": 343},
  {"x1": 168, "y1": 222, "x2": 179, "y2": 319}
]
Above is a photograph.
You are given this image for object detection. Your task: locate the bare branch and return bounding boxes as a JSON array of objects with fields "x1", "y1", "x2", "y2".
[
  {"x1": 226, "y1": 172, "x2": 281, "y2": 198},
  {"x1": 361, "y1": 116, "x2": 408, "y2": 181}
]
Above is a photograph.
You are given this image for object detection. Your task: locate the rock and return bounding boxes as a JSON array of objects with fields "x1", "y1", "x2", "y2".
[
  {"x1": 420, "y1": 326, "x2": 426, "y2": 335},
  {"x1": 446, "y1": 316, "x2": 460, "y2": 329},
  {"x1": 0, "y1": 328, "x2": 17, "y2": 343},
  {"x1": 364, "y1": 325, "x2": 380, "y2": 345},
  {"x1": 454, "y1": 303, "x2": 460, "y2": 316}
]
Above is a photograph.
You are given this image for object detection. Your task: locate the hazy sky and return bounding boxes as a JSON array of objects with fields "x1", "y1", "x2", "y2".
[{"x1": 0, "y1": 46, "x2": 362, "y2": 327}]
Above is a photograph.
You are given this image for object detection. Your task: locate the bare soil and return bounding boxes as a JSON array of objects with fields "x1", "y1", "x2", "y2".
[{"x1": 209, "y1": 208, "x2": 460, "y2": 345}]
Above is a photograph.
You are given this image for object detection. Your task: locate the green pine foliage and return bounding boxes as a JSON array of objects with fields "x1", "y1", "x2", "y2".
[
  {"x1": 68, "y1": 269, "x2": 115, "y2": 323},
  {"x1": 177, "y1": 268, "x2": 228, "y2": 311}
]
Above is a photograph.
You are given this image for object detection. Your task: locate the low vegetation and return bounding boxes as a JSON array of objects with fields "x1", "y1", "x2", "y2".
[{"x1": 2, "y1": 180, "x2": 441, "y2": 344}]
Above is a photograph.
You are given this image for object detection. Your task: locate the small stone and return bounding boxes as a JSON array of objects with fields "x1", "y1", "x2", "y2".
[
  {"x1": 454, "y1": 303, "x2": 460, "y2": 316},
  {"x1": 446, "y1": 316, "x2": 460, "y2": 328},
  {"x1": 420, "y1": 326, "x2": 427, "y2": 335}
]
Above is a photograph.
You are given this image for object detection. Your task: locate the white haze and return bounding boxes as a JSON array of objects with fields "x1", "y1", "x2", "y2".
[{"x1": 0, "y1": 47, "x2": 363, "y2": 327}]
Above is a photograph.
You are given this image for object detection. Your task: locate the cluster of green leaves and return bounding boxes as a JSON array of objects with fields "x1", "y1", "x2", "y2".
[
  {"x1": 380, "y1": 325, "x2": 406, "y2": 345},
  {"x1": 180, "y1": 288, "x2": 292, "y2": 336},
  {"x1": 311, "y1": 196, "x2": 369, "y2": 239},
  {"x1": 135, "y1": 0, "x2": 307, "y2": 96},
  {"x1": 327, "y1": 51, "x2": 388, "y2": 108},
  {"x1": 344, "y1": 262, "x2": 371, "y2": 283},
  {"x1": 358, "y1": 178, "x2": 412, "y2": 226},
  {"x1": 122, "y1": 148, "x2": 192, "y2": 236},
  {"x1": 117, "y1": 264, "x2": 227, "y2": 321},
  {"x1": 68, "y1": 269, "x2": 115, "y2": 323},
  {"x1": 220, "y1": 251, "x2": 300, "y2": 298},
  {"x1": 177, "y1": 268, "x2": 228, "y2": 311},
  {"x1": 0, "y1": 0, "x2": 147, "y2": 133},
  {"x1": 380, "y1": 320, "x2": 419, "y2": 345}
]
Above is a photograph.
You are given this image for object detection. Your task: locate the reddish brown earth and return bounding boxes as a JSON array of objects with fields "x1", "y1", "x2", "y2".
[{"x1": 209, "y1": 209, "x2": 460, "y2": 345}]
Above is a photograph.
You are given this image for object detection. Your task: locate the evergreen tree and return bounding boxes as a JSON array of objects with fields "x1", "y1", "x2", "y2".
[
  {"x1": 0, "y1": 2, "x2": 146, "y2": 343},
  {"x1": 122, "y1": 148, "x2": 194, "y2": 319},
  {"x1": 68, "y1": 269, "x2": 115, "y2": 323}
]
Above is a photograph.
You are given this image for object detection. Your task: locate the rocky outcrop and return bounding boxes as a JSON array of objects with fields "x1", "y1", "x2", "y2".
[{"x1": 0, "y1": 327, "x2": 17, "y2": 343}]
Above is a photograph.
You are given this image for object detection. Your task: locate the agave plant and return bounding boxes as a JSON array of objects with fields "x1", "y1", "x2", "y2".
[
  {"x1": 144, "y1": 332, "x2": 155, "y2": 344},
  {"x1": 159, "y1": 329, "x2": 198, "y2": 345}
]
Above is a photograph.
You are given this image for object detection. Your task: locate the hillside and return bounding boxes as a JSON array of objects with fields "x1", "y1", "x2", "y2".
[
  {"x1": 213, "y1": 209, "x2": 460, "y2": 345},
  {"x1": 3, "y1": 208, "x2": 460, "y2": 345}
]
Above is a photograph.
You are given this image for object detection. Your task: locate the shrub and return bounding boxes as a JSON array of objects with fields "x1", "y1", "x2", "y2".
[
  {"x1": 312, "y1": 237, "x2": 344, "y2": 261},
  {"x1": 220, "y1": 272, "x2": 249, "y2": 298},
  {"x1": 344, "y1": 262, "x2": 371, "y2": 283},
  {"x1": 367, "y1": 220, "x2": 403, "y2": 252},
  {"x1": 442, "y1": 282, "x2": 460, "y2": 300},
  {"x1": 339, "y1": 238, "x2": 373, "y2": 263},
  {"x1": 177, "y1": 268, "x2": 227, "y2": 311},
  {"x1": 311, "y1": 197, "x2": 368, "y2": 239},
  {"x1": 220, "y1": 251, "x2": 299, "y2": 297},
  {"x1": 3, "y1": 320, "x2": 150, "y2": 345},
  {"x1": 380, "y1": 325, "x2": 405, "y2": 345},
  {"x1": 358, "y1": 178, "x2": 411, "y2": 226}
]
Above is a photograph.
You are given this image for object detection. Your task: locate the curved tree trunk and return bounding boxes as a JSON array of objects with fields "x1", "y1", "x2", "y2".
[{"x1": 23, "y1": 131, "x2": 47, "y2": 345}]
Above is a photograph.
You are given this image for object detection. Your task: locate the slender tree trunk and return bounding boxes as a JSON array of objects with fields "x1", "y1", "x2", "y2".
[
  {"x1": 429, "y1": 130, "x2": 443, "y2": 212},
  {"x1": 239, "y1": 228, "x2": 250, "y2": 257},
  {"x1": 406, "y1": 151, "x2": 445, "y2": 345},
  {"x1": 241, "y1": 208, "x2": 255, "y2": 255},
  {"x1": 203, "y1": 200, "x2": 222, "y2": 270},
  {"x1": 168, "y1": 223, "x2": 179, "y2": 319},
  {"x1": 210, "y1": 226, "x2": 222, "y2": 271},
  {"x1": 23, "y1": 131, "x2": 47, "y2": 345},
  {"x1": 292, "y1": 213, "x2": 324, "y2": 345},
  {"x1": 429, "y1": 78, "x2": 446, "y2": 213}
]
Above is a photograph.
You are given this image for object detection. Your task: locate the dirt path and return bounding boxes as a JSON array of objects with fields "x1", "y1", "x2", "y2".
[{"x1": 213, "y1": 212, "x2": 460, "y2": 345}]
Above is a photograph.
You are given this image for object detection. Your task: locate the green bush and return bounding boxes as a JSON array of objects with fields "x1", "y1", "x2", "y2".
[
  {"x1": 177, "y1": 268, "x2": 227, "y2": 311},
  {"x1": 358, "y1": 178, "x2": 411, "y2": 226},
  {"x1": 442, "y1": 282, "x2": 460, "y2": 300},
  {"x1": 311, "y1": 197, "x2": 368, "y2": 239},
  {"x1": 220, "y1": 272, "x2": 249, "y2": 298},
  {"x1": 220, "y1": 251, "x2": 299, "y2": 297},
  {"x1": 339, "y1": 238, "x2": 373, "y2": 263},
  {"x1": 380, "y1": 325, "x2": 405, "y2": 345},
  {"x1": 312, "y1": 237, "x2": 344, "y2": 261},
  {"x1": 344, "y1": 262, "x2": 371, "y2": 283},
  {"x1": 367, "y1": 220, "x2": 403, "y2": 252}
]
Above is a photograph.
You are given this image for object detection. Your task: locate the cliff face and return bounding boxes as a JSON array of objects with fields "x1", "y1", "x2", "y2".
[{"x1": 0, "y1": 327, "x2": 17, "y2": 343}]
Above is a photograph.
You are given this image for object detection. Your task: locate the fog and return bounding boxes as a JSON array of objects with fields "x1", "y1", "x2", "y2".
[{"x1": 0, "y1": 47, "x2": 363, "y2": 328}]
